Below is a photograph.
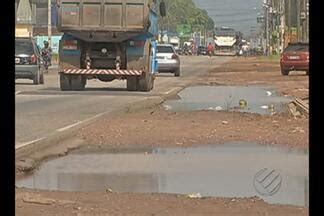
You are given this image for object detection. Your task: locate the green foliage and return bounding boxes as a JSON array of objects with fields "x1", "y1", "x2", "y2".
[{"x1": 158, "y1": 0, "x2": 214, "y2": 33}]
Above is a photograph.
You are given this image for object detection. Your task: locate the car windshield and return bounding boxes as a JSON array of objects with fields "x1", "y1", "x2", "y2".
[
  {"x1": 15, "y1": 40, "x2": 34, "y2": 55},
  {"x1": 157, "y1": 46, "x2": 174, "y2": 53},
  {"x1": 284, "y1": 44, "x2": 309, "y2": 52}
]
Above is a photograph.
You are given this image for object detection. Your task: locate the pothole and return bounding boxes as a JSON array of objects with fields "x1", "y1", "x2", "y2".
[
  {"x1": 162, "y1": 85, "x2": 292, "y2": 115},
  {"x1": 16, "y1": 142, "x2": 308, "y2": 207}
]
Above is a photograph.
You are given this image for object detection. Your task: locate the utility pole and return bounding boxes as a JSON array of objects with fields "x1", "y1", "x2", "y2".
[
  {"x1": 287, "y1": 0, "x2": 291, "y2": 45},
  {"x1": 265, "y1": 0, "x2": 270, "y2": 56},
  {"x1": 280, "y1": 0, "x2": 285, "y2": 52},
  {"x1": 306, "y1": 0, "x2": 309, "y2": 42},
  {"x1": 48, "y1": 0, "x2": 52, "y2": 47},
  {"x1": 301, "y1": 0, "x2": 306, "y2": 42},
  {"x1": 297, "y1": 0, "x2": 301, "y2": 41}
]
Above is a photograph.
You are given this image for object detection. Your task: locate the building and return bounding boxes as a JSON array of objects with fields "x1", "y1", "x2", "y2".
[
  {"x1": 15, "y1": 0, "x2": 62, "y2": 54},
  {"x1": 15, "y1": 0, "x2": 36, "y2": 37},
  {"x1": 15, "y1": 0, "x2": 60, "y2": 36},
  {"x1": 262, "y1": 0, "x2": 309, "y2": 55}
]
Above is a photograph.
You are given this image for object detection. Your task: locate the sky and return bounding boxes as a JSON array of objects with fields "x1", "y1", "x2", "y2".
[{"x1": 193, "y1": 0, "x2": 263, "y2": 36}]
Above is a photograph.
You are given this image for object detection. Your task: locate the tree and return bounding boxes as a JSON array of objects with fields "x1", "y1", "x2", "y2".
[{"x1": 158, "y1": 0, "x2": 214, "y2": 33}]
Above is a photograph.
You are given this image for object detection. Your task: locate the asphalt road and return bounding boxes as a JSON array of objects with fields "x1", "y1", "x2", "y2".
[{"x1": 15, "y1": 56, "x2": 232, "y2": 147}]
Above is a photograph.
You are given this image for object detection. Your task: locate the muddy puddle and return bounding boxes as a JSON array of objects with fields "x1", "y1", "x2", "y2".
[
  {"x1": 16, "y1": 142, "x2": 308, "y2": 207},
  {"x1": 163, "y1": 86, "x2": 292, "y2": 114}
]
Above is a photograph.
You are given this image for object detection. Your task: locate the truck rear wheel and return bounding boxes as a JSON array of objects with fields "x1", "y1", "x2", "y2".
[
  {"x1": 138, "y1": 72, "x2": 153, "y2": 92},
  {"x1": 127, "y1": 76, "x2": 138, "y2": 91},
  {"x1": 70, "y1": 75, "x2": 85, "y2": 91},
  {"x1": 60, "y1": 73, "x2": 71, "y2": 91}
]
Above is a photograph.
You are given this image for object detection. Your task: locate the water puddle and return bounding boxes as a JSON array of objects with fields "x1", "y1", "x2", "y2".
[
  {"x1": 163, "y1": 86, "x2": 292, "y2": 114},
  {"x1": 16, "y1": 142, "x2": 308, "y2": 207}
]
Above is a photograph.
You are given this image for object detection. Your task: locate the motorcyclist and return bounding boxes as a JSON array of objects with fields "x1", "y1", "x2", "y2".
[
  {"x1": 41, "y1": 40, "x2": 53, "y2": 66},
  {"x1": 183, "y1": 43, "x2": 191, "y2": 55}
]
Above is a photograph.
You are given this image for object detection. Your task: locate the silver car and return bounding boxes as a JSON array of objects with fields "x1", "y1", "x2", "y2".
[{"x1": 156, "y1": 44, "x2": 180, "y2": 77}]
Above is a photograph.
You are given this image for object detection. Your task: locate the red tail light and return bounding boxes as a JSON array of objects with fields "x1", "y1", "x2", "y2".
[
  {"x1": 30, "y1": 54, "x2": 37, "y2": 64},
  {"x1": 172, "y1": 54, "x2": 178, "y2": 59}
]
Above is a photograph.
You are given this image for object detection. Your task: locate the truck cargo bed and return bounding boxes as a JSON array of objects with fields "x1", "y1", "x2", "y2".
[{"x1": 57, "y1": 0, "x2": 149, "y2": 33}]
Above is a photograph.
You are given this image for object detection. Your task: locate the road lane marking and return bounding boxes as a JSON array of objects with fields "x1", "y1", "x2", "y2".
[
  {"x1": 56, "y1": 112, "x2": 106, "y2": 132},
  {"x1": 56, "y1": 121, "x2": 82, "y2": 132},
  {"x1": 16, "y1": 137, "x2": 46, "y2": 150}
]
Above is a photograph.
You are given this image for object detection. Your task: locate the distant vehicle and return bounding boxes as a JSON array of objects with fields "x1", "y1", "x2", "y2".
[
  {"x1": 156, "y1": 44, "x2": 180, "y2": 77},
  {"x1": 15, "y1": 37, "x2": 45, "y2": 85},
  {"x1": 280, "y1": 42, "x2": 309, "y2": 76},
  {"x1": 197, "y1": 46, "x2": 208, "y2": 55},
  {"x1": 214, "y1": 27, "x2": 241, "y2": 56},
  {"x1": 169, "y1": 36, "x2": 180, "y2": 53}
]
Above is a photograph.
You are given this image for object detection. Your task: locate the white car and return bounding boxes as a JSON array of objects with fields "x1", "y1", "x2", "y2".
[{"x1": 156, "y1": 44, "x2": 180, "y2": 77}]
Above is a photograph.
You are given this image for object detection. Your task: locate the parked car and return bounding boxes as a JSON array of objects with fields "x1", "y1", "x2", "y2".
[
  {"x1": 280, "y1": 42, "x2": 309, "y2": 76},
  {"x1": 197, "y1": 46, "x2": 208, "y2": 55},
  {"x1": 15, "y1": 37, "x2": 45, "y2": 84},
  {"x1": 156, "y1": 44, "x2": 180, "y2": 77}
]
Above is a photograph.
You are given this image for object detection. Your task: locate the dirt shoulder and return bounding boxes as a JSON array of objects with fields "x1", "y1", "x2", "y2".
[
  {"x1": 16, "y1": 188, "x2": 307, "y2": 216},
  {"x1": 16, "y1": 57, "x2": 309, "y2": 215},
  {"x1": 78, "y1": 57, "x2": 308, "y2": 150},
  {"x1": 79, "y1": 109, "x2": 308, "y2": 150},
  {"x1": 199, "y1": 56, "x2": 309, "y2": 99}
]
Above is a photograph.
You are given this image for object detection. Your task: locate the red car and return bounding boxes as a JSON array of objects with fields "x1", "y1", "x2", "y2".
[{"x1": 280, "y1": 42, "x2": 309, "y2": 75}]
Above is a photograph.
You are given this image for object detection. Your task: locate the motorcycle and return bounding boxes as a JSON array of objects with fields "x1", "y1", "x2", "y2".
[{"x1": 183, "y1": 47, "x2": 192, "y2": 56}]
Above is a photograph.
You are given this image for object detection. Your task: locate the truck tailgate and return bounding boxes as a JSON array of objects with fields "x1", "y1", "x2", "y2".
[{"x1": 58, "y1": 0, "x2": 146, "y2": 31}]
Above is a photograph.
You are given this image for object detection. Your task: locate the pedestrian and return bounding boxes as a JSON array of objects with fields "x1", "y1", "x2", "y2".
[
  {"x1": 207, "y1": 42, "x2": 214, "y2": 64},
  {"x1": 242, "y1": 45, "x2": 248, "y2": 58}
]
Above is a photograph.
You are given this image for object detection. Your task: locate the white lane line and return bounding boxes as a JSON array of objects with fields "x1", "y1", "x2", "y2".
[
  {"x1": 56, "y1": 112, "x2": 106, "y2": 132},
  {"x1": 15, "y1": 137, "x2": 46, "y2": 150},
  {"x1": 56, "y1": 121, "x2": 82, "y2": 132}
]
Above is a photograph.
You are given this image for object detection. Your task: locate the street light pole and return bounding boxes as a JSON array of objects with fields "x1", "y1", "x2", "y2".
[{"x1": 48, "y1": 0, "x2": 52, "y2": 47}]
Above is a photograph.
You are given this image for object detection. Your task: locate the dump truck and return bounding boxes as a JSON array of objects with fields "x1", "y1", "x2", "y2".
[{"x1": 56, "y1": 0, "x2": 165, "y2": 91}]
